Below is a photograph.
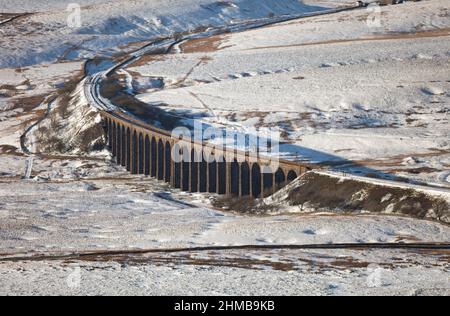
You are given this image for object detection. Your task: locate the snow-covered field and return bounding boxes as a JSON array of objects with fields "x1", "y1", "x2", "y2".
[
  {"x1": 0, "y1": 154, "x2": 449, "y2": 296},
  {"x1": 1, "y1": 247, "x2": 449, "y2": 296},
  {"x1": 1, "y1": 175, "x2": 449, "y2": 252},
  {"x1": 0, "y1": 169, "x2": 449, "y2": 296},
  {"x1": 0, "y1": 0, "x2": 449, "y2": 296},
  {"x1": 0, "y1": 0, "x2": 338, "y2": 68},
  {"x1": 129, "y1": 0, "x2": 450, "y2": 187}
]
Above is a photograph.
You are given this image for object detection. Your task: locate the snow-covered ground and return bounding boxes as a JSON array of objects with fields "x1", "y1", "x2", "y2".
[
  {"x1": 1, "y1": 247, "x2": 449, "y2": 296},
  {"x1": 0, "y1": 61, "x2": 83, "y2": 150},
  {"x1": 0, "y1": 0, "x2": 449, "y2": 296},
  {"x1": 1, "y1": 175, "x2": 449, "y2": 252},
  {"x1": 0, "y1": 0, "x2": 336, "y2": 68},
  {"x1": 128, "y1": 0, "x2": 450, "y2": 187},
  {"x1": 0, "y1": 169, "x2": 449, "y2": 296}
]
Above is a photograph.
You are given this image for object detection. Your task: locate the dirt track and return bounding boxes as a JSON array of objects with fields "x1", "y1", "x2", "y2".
[{"x1": 1, "y1": 242, "x2": 449, "y2": 264}]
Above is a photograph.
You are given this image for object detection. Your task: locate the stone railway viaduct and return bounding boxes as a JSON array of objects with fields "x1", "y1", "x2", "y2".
[
  {"x1": 103, "y1": 111, "x2": 311, "y2": 198},
  {"x1": 83, "y1": 4, "x2": 370, "y2": 198}
]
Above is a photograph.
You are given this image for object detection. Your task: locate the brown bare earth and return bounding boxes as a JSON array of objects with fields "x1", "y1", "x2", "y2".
[
  {"x1": 0, "y1": 145, "x2": 22, "y2": 155},
  {"x1": 0, "y1": 13, "x2": 22, "y2": 23},
  {"x1": 2, "y1": 247, "x2": 448, "y2": 272},
  {"x1": 12, "y1": 94, "x2": 46, "y2": 114},
  {"x1": 180, "y1": 34, "x2": 233, "y2": 53},
  {"x1": 127, "y1": 54, "x2": 168, "y2": 68}
]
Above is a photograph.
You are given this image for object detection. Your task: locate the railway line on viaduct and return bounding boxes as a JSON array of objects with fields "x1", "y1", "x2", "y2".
[
  {"x1": 88, "y1": 66, "x2": 311, "y2": 197},
  {"x1": 102, "y1": 111, "x2": 310, "y2": 198},
  {"x1": 84, "y1": 7, "x2": 362, "y2": 198}
]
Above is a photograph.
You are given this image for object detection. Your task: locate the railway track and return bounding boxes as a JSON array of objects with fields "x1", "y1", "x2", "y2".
[{"x1": 1, "y1": 242, "x2": 449, "y2": 263}]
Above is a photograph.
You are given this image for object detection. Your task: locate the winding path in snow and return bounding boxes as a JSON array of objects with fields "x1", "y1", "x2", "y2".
[{"x1": 0, "y1": 13, "x2": 30, "y2": 27}]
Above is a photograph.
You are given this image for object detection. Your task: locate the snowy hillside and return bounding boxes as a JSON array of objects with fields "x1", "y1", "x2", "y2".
[
  {"x1": 127, "y1": 0, "x2": 450, "y2": 187},
  {"x1": 0, "y1": 0, "x2": 449, "y2": 296},
  {"x1": 0, "y1": 0, "x2": 333, "y2": 68}
]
